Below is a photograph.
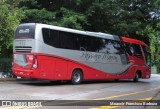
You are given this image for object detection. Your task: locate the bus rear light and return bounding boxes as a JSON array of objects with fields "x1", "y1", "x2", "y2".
[
  {"x1": 32, "y1": 57, "x2": 38, "y2": 69},
  {"x1": 26, "y1": 54, "x2": 38, "y2": 69},
  {"x1": 26, "y1": 55, "x2": 34, "y2": 60}
]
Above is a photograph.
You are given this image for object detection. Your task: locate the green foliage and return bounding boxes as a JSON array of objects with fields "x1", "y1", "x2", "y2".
[
  {"x1": 18, "y1": 0, "x2": 89, "y2": 30},
  {"x1": 142, "y1": 23, "x2": 160, "y2": 66},
  {"x1": 51, "y1": 7, "x2": 88, "y2": 30},
  {"x1": 0, "y1": 1, "x2": 21, "y2": 57},
  {"x1": 154, "y1": 0, "x2": 160, "y2": 7},
  {"x1": 1, "y1": 0, "x2": 160, "y2": 69},
  {"x1": 21, "y1": 8, "x2": 54, "y2": 24},
  {"x1": 16, "y1": 0, "x2": 154, "y2": 37}
]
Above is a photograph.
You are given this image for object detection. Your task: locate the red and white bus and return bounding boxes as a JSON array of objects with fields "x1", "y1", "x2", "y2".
[{"x1": 12, "y1": 23, "x2": 151, "y2": 84}]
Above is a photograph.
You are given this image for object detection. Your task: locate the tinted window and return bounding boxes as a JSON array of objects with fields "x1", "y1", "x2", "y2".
[
  {"x1": 74, "y1": 34, "x2": 86, "y2": 50},
  {"x1": 15, "y1": 24, "x2": 35, "y2": 39},
  {"x1": 42, "y1": 28, "x2": 59, "y2": 47},
  {"x1": 99, "y1": 39, "x2": 125, "y2": 54},
  {"x1": 74, "y1": 35, "x2": 102, "y2": 52},
  {"x1": 42, "y1": 28, "x2": 124, "y2": 54},
  {"x1": 85, "y1": 36, "x2": 102, "y2": 52},
  {"x1": 131, "y1": 44, "x2": 142, "y2": 57},
  {"x1": 59, "y1": 31, "x2": 75, "y2": 49},
  {"x1": 124, "y1": 42, "x2": 133, "y2": 55},
  {"x1": 124, "y1": 42, "x2": 143, "y2": 57},
  {"x1": 50, "y1": 29, "x2": 59, "y2": 47}
]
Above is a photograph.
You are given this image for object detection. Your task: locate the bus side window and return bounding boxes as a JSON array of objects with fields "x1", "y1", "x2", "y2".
[
  {"x1": 42, "y1": 28, "x2": 60, "y2": 48},
  {"x1": 59, "y1": 31, "x2": 75, "y2": 49},
  {"x1": 98, "y1": 39, "x2": 124, "y2": 54},
  {"x1": 50, "y1": 29, "x2": 59, "y2": 48},
  {"x1": 131, "y1": 44, "x2": 143, "y2": 58},
  {"x1": 85, "y1": 36, "x2": 101, "y2": 52},
  {"x1": 74, "y1": 34, "x2": 86, "y2": 51},
  {"x1": 124, "y1": 42, "x2": 133, "y2": 56},
  {"x1": 42, "y1": 28, "x2": 50, "y2": 45}
]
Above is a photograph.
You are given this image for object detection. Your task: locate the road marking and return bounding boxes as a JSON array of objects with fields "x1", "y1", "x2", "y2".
[
  {"x1": 89, "y1": 87, "x2": 160, "y2": 109},
  {"x1": 89, "y1": 97, "x2": 153, "y2": 109},
  {"x1": 94, "y1": 86, "x2": 160, "y2": 100}
]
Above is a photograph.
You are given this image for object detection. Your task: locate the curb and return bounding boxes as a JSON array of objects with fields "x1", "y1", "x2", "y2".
[
  {"x1": 0, "y1": 78, "x2": 39, "y2": 82},
  {"x1": 0, "y1": 78, "x2": 31, "y2": 81},
  {"x1": 0, "y1": 78, "x2": 17, "y2": 81}
]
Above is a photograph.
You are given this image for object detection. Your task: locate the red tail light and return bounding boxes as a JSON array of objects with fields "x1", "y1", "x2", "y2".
[{"x1": 26, "y1": 55, "x2": 38, "y2": 69}]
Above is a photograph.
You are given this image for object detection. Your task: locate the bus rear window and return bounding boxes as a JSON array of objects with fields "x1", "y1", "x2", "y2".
[{"x1": 14, "y1": 24, "x2": 35, "y2": 39}]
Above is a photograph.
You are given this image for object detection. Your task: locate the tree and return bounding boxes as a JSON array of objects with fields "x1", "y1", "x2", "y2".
[
  {"x1": 17, "y1": 0, "x2": 89, "y2": 30},
  {"x1": 0, "y1": 1, "x2": 21, "y2": 57},
  {"x1": 86, "y1": 0, "x2": 152, "y2": 37}
]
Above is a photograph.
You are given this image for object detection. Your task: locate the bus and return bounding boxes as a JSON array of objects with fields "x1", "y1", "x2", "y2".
[{"x1": 12, "y1": 23, "x2": 151, "y2": 84}]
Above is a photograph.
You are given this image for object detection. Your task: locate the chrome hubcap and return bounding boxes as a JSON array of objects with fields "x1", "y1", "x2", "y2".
[{"x1": 73, "y1": 72, "x2": 80, "y2": 82}]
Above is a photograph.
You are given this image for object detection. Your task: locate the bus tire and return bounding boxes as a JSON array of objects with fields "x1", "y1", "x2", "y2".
[
  {"x1": 71, "y1": 69, "x2": 83, "y2": 85},
  {"x1": 133, "y1": 72, "x2": 139, "y2": 82},
  {"x1": 115, "y1": 79, "x2": 119, "y2": 82}
]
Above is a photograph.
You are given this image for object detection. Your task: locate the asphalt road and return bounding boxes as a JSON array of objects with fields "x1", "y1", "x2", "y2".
[{"x1": 0, "y1": 74, "x2": 160, "y2": 109}]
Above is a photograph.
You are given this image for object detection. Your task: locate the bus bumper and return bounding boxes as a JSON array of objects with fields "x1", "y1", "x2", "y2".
[{"x1": 12, "y1": 68, "x2": 36, "y2": 78}]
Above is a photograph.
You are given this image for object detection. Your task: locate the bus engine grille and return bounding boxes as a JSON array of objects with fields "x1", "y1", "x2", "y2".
[{"x1": 15, "y1": 46, "x2": 32, "y2": 52}]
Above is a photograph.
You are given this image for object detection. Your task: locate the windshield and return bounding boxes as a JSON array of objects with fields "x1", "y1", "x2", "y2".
[{"x1": 14, "y1": 24, "x2": 35, "y2": 39}]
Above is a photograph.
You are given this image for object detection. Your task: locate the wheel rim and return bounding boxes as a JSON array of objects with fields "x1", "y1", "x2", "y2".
[
  {"x1": 134, "y1": 73, "x2": 139, "y2": 82},
  {"x1": 73, "y1": 72, "x2": 81, "y2": 83},
  {"x1": 136, "y1": 73, "x2": 139, "y2": 79}
]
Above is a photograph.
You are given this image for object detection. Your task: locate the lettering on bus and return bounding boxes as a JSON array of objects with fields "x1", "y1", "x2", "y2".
[
  {"x1": 81, "y1": 50, "x2": 118, "y2": 63},
  {"x1": 19, "y1": 29, "x2": 30, "y2": 34}
]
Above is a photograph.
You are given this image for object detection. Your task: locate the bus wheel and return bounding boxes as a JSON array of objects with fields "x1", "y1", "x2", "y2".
[
  {"x1": 133, "y1": 72, "x2": 139, "y2": 82},
  {"x1": 115, "y1": 79, "x2": 119, "y2": 82},
  {"x1": 71, "y1": 69, "x2": 83, "y2": 85}
]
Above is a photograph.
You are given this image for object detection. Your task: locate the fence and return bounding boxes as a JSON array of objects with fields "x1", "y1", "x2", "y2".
[{"x1": 0, "y1": 57, "x2": 16, "y2": 78}]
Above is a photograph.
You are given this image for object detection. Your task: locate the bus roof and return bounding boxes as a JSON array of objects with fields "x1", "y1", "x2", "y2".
[
  {"x1": 122, "y1": 36, "x2": 148, "y2": 47},
  {"x1": 19, "y1": 23, "x2": 121, "y2": 41}
]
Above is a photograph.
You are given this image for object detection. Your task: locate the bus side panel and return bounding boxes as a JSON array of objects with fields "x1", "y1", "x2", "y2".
[
  {"x1": 55, "y1": 60, "x2": 68, "y2": 80},
  {"x1": 39, "y1": 56, "x2": 55, "y2": 80},
  {"x1": 83, "y1": 67, "x2": 107, "y2": 80},
  {"x1": 129, "y1": 56, "x2": 145, "y2": 66},
  {"x1": 121, "y1": 65, "x2": 137, "y2": 79},
  {"x1": 141, "y1": 66, "x2": 151, "y2": 78},
  {"x1": 145, "y1": 67, "x2": 151, "y2": 78},
  {"x1": 38, "y1": 55, "x2": 148, "y2": 81},
  {"x1": 129, "y1": 56, "x2": 147, "y2": 78},
  {"x1": 39, "y1": 56, "x2": 69, "y2": 80}
]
